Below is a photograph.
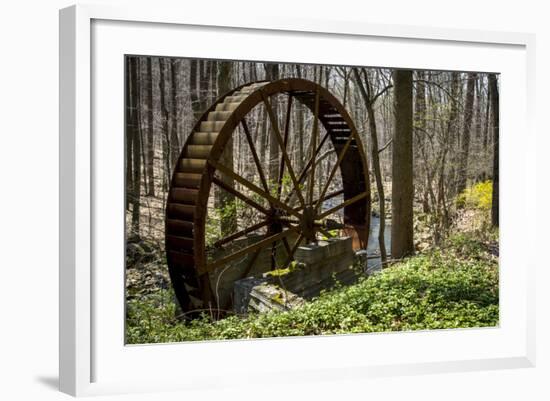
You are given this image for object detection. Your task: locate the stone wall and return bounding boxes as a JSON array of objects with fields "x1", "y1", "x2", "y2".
[
  {"x1": 207, "y1": 232, "x2": 299, "y2": 309},
  {"x1": 234, "y1": 237, "x2": 360, "y2": 314}
]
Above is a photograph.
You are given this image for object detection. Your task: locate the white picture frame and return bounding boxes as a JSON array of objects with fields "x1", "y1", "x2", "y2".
[{"x1": 59, "y1": 3, "x2": 536, "y2": 397}]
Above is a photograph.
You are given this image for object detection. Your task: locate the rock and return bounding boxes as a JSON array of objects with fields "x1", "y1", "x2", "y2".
[
  {"x1": 126, "y1": 241, "x2": 157, "y2": 268},
  {"x1": 234, "y1": 278, "x2": 305, "y2": 314},
  {"x1": 354, "y1": 250, "x2": 369, "y2": 273}
]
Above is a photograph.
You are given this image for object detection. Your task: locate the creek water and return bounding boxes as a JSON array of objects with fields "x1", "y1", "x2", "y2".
[
  {"x1": 366, "y1": 215, "x2": 392, "y2": 272},
  {"x1": 322, "y1": 196, "x2": 391, "y2": 272}
]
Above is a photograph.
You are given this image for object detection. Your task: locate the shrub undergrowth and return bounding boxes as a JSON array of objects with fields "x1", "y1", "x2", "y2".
[
  {"x1": 126, "y1": 231, "x2": 498, "y2": 344},
  {"x1": 456, "y1": 180, "x2": 493, "y2": 210}
]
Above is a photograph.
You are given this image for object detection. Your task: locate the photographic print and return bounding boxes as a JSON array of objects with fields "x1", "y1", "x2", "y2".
[{"x1": 125, "y1": 57, "x2": 499, "y2": 344}]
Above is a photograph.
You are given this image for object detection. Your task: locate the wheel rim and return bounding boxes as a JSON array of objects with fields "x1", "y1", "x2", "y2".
[{"x1": 165, "y1": 78, "x2": 371, "y2": 313}]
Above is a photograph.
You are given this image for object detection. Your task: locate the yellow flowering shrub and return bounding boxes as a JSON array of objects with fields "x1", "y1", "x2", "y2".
[{"x1": 457, "y1": 181, "x2": 493, "y2": 210}]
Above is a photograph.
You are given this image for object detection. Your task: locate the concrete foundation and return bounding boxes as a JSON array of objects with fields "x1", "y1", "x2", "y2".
[
  {"x1": 233, "y1": 237, "x2": 360, "y2": 314},
  {"x1": 207, "y1": 232, "x2": 299, "y2": 310}
]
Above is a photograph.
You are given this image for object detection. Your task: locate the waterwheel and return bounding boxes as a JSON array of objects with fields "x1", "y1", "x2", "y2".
[{"x1": 165, "y1": 78, "x2": 370, "y2": 314}]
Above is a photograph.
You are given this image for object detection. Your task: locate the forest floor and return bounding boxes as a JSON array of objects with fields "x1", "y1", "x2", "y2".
[
  {"x1": 125, "y1": 180, "x2": 499, "y2": 344},
  {"x1": 125, "y1": 211, "x2": 499, "y2": 344}
]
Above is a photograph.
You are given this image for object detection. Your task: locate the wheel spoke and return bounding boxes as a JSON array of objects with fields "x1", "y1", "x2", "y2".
[
  {"x1": 270, "y1": 242, "x2": 276, "y2": 270},
  {"x1": 240, "y1": 248, "x2": 262, "y2": 279},
  {"x1": 209, "y1": 159, "x2": 301, "y2": 218},
  {"x1": 277, "y1": 95, "x2": 293, "y2": 199},
  {"x1": 314, "y1": 134, "x2": 355, "y2": 212},
  {"x1": 261, "y1": 91, "x2": 306, "y2": 209},
  {"x1": 284, "y1": 131, "x2": 330, "y2": 204},
  {"x1": 212, "y1": 220, "x2": 271, "y2": 248},
  {"x1": 307, "y1": 89, "x2": 320, "y2": 204},
  {"x1": 206, "y1": 226, "x2": 299, "y2": 271},
  {"x1": 282, "y1": 237, "x2": 292, "y2": 255},
  {"x1": 294, "y1": 189, "x2": 344, "y2": 212},
  {"x1": 318, "y1": 191, "x2": 369, "y2": 219},
  {"x1": 280, "y1": 233, "x2": 304, "y2": 271},
  {"x1": 212, "y1": 177, "x2": 269, "y2": 216},
  {"x1": 241, "y1": 119, "x2": 270, "y2": 194}
]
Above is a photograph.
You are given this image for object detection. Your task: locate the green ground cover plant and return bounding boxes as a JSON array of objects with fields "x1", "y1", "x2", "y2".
[{"x1": 126, "y1": 230, "x2": 498, "y2": 344}]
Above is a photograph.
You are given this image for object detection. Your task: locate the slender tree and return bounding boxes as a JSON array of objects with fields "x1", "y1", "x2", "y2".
[
  {"x1": 446, "y1": 72, "x2": 460, "y2": 188},
  {"x1": 138, "y1": 60, "x2": 148, "y2": 195},
  {"x1": 216, "y1": 61, "x2": 237, "y2": 235},
  {"x1": 210, "y1": 61, "x2": 218, "y2": 104},
  {"x1": 353, "y1": 68, "x2": 389, "y2": 264},
  {"x1": 391, "y1": 69, "x2": 414, "y2": 258},
  {"x1": 456, "y1": 73, "x2": 477, "y2": 194},
  {"x1": 473, "y1": 76, "x2": 484, "y2": 182},
  {"x1": 189, "y1": 60, "x2": 201, "y2": 121},
  {"x1": 199, "y1": 60, "x2": 210, "y2": 113},
  {"x1": 264, "y1": 63, "x2": 280, "y2": 182},
  {"x1": 127, "y1": 57, "x2": 142, "y2": 237},
  {"x1": 145, "y1": 57, "x2": 155, "y2": 196},
  {"x1": 436, "y1": 72, "x2": 460, "y2": 236},
  {"x1": 488, "y1": 74, "x2": 499, "y2": 227},
  {"x1": 169, "y1": 59, "x2": 180, "y2": 170},
  {"x1": 158, "y1": 58, "x2": 171, "y2": 190},
  {"x1": 482, "y1": 82, "x2": 491, "y2": 156},
  {"x1": 414, "y1": 70, "x2": 429, "y2": 212},
  {"x1": 294, "y1": 65, "x2": 305, "y2": 171},
  {"x1": 125, "y1": 58, "x2": 134, "y2": 210}
]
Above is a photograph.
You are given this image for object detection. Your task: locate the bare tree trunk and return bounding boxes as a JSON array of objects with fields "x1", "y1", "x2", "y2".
[
  {"x1": 488, "y1": 74, "x2": 499, "y2": 227},
  {"x1": 145, "y1": 57, "x2": 155, "y2": 196},
  {"x1": 189, "y1": 60, "x2": 201, "y2": 121},
  {"x1": 128, "y1": 57, "x2": 142, "y2": 237},
  {"x1": 482, "y1": 82, "x2": 491, "y2": 158},
  {"x1": 295, "y1": 65, "x2": 304, "y2": 171},
  {"x1": 159, "y1": 58, "x2": 170, "y2": 191},
  {"x1": 199, "y1": 60, "x2": 209, "y2": 114},
  {"x1": 250, "y1": 62, "x2": 258, "y2": 81},
  {"x1": 216, "y1": 61, "x2": 237, "y2": 236},
  {"x1": 391, "y1": 69, "x2": 414, "y2": 258},
  {"x1": 473, "y1": 76, "x2": 483, "y2": 182},
  {"x1": 210, "y1": 61, "x2": 218, "y2": 104},
  {"x1": 353, "y1": 68, "x2": 387, "y2": 263},
  {"x1": 414, "y1": 71, "x2": 429, "y2": 213},
  {"x1": 456, "y1": 73, "x2": 477, "y2": 194},
  {"x1": 444, "y1": 73, "x2": 460, "y2": 197},
  {"x1": 125, "y1": 58, "x2": 134, "y2": 210},
  {"x1": 341, "y1": 68, "x2": 350, "y2": 108},
  {"x1": 436, "y1": 72, "x2": 460, "y2": 235},
  {"x1": 264, "y1": 63, "x2": 280, "y2": 182},
  {"x1": 169, "y1": 59, "x2": 180, "y2": 171}
]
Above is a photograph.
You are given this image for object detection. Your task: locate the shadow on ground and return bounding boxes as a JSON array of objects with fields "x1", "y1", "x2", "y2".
[{"x1": 35, "y1": 376, "x2": 58, "y2": 391}]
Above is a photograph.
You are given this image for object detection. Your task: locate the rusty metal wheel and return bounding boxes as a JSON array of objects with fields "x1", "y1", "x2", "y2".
[{"x1": 165, "y1": 78, "x2": 370, "y2": 314}]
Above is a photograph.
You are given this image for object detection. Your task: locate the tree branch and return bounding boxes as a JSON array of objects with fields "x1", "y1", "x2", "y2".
[{"x1": 378, "y1": 138, "x2": 393, "y2": 154}]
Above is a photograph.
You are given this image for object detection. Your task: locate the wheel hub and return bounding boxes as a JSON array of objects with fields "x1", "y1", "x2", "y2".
[{"x1": 267, "y1": 207, "x2": 285, "y2": 234}]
